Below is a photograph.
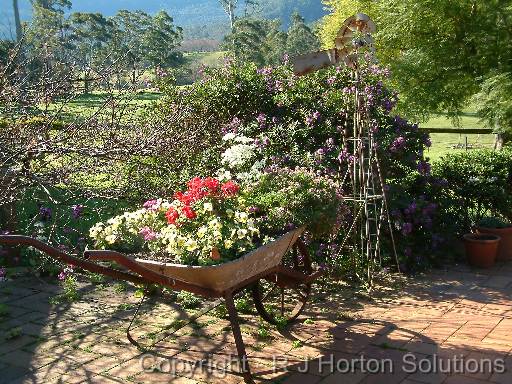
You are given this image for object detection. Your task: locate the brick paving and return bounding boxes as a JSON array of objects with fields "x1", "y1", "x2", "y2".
[{"x1": 0, "y1": 261, "x2": 511, "y2": 384}]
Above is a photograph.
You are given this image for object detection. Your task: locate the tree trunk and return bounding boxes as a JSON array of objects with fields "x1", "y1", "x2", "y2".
[
  {"x1": 494, "y1": 134, "x2": 504, "y2": 150},
  {"x1": 228, "y1": 2, "x2": 235, "y2": 31},
  {"x1": 13, "y1": 0, "x2": 22, "y2": 42}
]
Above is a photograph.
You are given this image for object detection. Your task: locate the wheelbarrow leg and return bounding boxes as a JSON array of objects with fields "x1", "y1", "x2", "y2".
[{"x1": 224, "y1": 291, "x2": 253, "y2": 383}]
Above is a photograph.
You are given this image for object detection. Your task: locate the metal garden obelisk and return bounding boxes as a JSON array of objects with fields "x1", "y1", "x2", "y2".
[{"x1": 292, "y1": 14, "x2": 399, "y2": 284}]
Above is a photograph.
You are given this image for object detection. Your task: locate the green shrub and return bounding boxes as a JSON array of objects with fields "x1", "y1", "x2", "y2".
[
  {"x1": 478, "y1": 216, "x2": 511, "y2": 229},
  {"x1": 244, "y1": 167, "x2": 344, "y2": 238},
  {"x1": 432, "y1": 149, "x2": 512, "y2": 234}
]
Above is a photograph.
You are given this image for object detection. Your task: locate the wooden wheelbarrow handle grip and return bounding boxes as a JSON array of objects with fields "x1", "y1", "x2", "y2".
[{"x1": 0, "y1": 235, "x2": 148, "y2": 286}]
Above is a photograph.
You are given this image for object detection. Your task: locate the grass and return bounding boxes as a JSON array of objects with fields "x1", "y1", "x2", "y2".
[
  {"x1": 43, "y1": 91, "x2": 162, "y2": 123},
  {"x1": 422, "y1": 111, "x2": 495, "y2": 161},
  {"x1": 183, "y1": 51, "x2": 226, "y2": 68}
]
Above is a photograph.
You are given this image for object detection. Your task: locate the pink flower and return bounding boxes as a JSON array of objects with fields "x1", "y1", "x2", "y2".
[
  {"x1": 139, "y1": 227, "x2": 157, "y2": 241},
  {"x1": 143, "y1": 200, "x2": 158, "y2": 210},
  {"x1": 58, "y1": 271, "x2": 67, "y2": 281}
]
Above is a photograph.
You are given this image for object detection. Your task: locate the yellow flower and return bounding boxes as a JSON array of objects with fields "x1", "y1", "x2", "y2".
[
  {"x1": 185, "y1": 239, "x2": 199, "y2": 252},
  {"x1": 235, "y1": 211, "x2": 248, "y2": 223},
  {"x1": 224, "y1": 239, "x2": 234, "y2": 249},
  {"x1": 197, "y1": 226, "x2": 208, "y2": 238}
]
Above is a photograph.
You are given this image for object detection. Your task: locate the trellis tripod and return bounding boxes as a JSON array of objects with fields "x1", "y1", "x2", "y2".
[{"x1": 292, "y1": 14, "x2": 399, "y2": 284}]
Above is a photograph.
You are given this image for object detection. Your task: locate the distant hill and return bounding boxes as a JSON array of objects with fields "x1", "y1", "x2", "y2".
[{"x1": 1, "y1": 0, "x2": 326, "y2": 40}]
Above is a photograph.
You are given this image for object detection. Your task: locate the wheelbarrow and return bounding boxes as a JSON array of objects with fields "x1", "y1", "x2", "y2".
[{"x1": 0, "y1": 226, "x2": 324, "y2": 383}]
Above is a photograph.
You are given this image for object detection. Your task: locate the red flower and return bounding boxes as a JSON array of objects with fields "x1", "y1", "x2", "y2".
[
  {"x1": 165, "y1": 207, "x2": 180, "y2": 225},
  {"x1": 182, "y1": 206, "x2": 197, "y2": 220},
  {"x1": 221, "y1": 181, "x2": 240, "y2": 196},
  {"x1": 187, "y1": 177, "x2": 203, "y2": 190},
  {"x1": 203, "y1": 177, "x2": 220, "y2": 193}
]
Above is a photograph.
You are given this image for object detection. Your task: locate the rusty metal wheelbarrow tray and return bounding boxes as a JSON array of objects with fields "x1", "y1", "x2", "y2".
[{"x1": 0, "y1": 227, "x2": 323, "y2": 383}]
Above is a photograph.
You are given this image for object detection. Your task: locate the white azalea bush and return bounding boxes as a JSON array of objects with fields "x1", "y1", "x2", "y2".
[
  {"x1": 90, "y1": 177, "x2": 260, "y2": 266},
  {"x1": 218, "y1": 132, "x2": 266, "y2": 183}
]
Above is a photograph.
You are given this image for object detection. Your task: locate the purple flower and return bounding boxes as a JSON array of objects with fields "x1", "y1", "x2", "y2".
[
  {"x1": 39, "y1": 207, "x2": 52, "y2": 221},
  {"x1": 58, "y1": 271, "x2": 67, "y2": 281},
  {"x1": 417, "y1": 161, "x2": 431, "y2": 176},
  {"x1": 0, "y1": 267, "x2": 6, "y2": 278},
  {"x1": 401, "y1": 222, "x2": 413, "y2": 236},
  {"x1": 315, "y1": 148, "x2": 326, "y2": 157},
  {"x1": 282, "y1": 53, "x2": 290, "y2": 64},
  {"x1": 257, "y1": 67, "x2": 273, "y2": 76},
  {"x1": 256, "y1": 113, "x2": 267, "y2": 127},
  {"x1": 327, "y1": 77, "x2": 336, "y2": 86},
  {"x1": 390, "y1": 136, "x2": 406, "y2": 152},
  {"x1": 139, "y1": 227, "x2": 157, "y2": 241},
  {"x1": 306, "y1": 111, "x2": 321, "y2": 126},
  {"x1": 424, "y1": 137, "x2": 432, "y2": 148},
  {"x1": 71, "y1": 205, "x2": 83, "y2": 219}
]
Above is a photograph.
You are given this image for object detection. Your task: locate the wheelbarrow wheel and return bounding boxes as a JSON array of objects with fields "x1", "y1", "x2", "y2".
[{"x1": 251, "y1": 239, "x2": 313, "y2": 325}]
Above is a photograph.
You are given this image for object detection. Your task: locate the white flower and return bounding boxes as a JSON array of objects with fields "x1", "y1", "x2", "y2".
[
  {"x1": 224, "y1": 239, "x2": 234, "y2": 249},
  {"x1": 222, "y1": 132, "x2": 237, "y2": 141},
  {"x1": 216, "y1": 168, "x2": 232, "y2": 181},
  {"x1": 221, "y1": 143, "x2": 256, "y2": 168},
  {"x1": 237, "y1": 228, "x2": 248, "y2": 239},
  {"x1": 203, "y1": 202, "x2": 213, "y2": 212},
  {"x1": 234, "y1": 135, "x2": 254, "y2": 144},
  {"x1": 197, "y1": 226, "x2": 207, "y2": 238},
  {"x1": 105, "y1": 235, "x2": 117, "y2": 244}
]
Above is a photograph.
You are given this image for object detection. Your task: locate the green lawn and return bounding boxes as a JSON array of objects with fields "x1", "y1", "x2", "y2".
[
  {"x1": 43, "y1": 91, "x2": 162, "y2": 122},
  {"x1": 421, "y1": 111, "x2": 495, "y2": 161},
  {"x1": 183, "y1": 51, "x2": 226, "y2": 67}
]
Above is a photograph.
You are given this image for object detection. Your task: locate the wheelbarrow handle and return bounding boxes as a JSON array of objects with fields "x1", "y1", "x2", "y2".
[{"x1": 0, "y1": 235, "x2": 148, "y2": 286}]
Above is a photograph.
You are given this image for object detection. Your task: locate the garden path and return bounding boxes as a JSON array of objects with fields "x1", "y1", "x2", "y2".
[{"x1": 0, "y1": 261, "x2": 511, "y2": 384}]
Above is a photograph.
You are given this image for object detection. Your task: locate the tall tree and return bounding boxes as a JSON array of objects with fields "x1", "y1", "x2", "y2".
[
  {"x1": 13, "y1": 0, "x2": 23, "y2": 41},
  {"x1": 144, "y1": 11, "x2": 183, "y2": 72},
  {"x1": 110, "y1": 10, "x2": 151, "y2": 85},
  {"x1": 223, "y1": 18, "x2": 286, "y2": 66},
  {"x1": 67, "y1": 12, "x2": 113, "y2": 93},
  {"x1": 219, "y1": 0, "x2": 238, "y2": 31},
  {"x1": 320, "y1": 0, "x2": 512, "y2": 121},
  {"x1": 286, "y1": 12, "x2": 319, "y2": 56},
  {"x1": 30, "y1": 0, "x2": 71, "y2": 12}
]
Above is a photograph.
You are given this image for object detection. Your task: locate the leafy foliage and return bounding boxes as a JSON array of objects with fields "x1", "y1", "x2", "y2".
[
  {"x1": 472, "y1": 73, "x2": 512, "y2": 135},
  {"x1": 432, "y1": 149, "x2": 512, "y2": 233},
  {"x1": 319, "y1": 0, "x2": 512, "y2": 120},
  {"x1": 244, "y1": 168, "x2": 343, "y2": 238}
]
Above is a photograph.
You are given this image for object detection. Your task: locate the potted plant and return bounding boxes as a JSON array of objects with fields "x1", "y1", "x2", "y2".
[
  {"x1": 463, "y1": 233, "x2": 500, "y2": 268},
  {"x1": 477, "y1": 216, "x2": 512, "y2": 261}
]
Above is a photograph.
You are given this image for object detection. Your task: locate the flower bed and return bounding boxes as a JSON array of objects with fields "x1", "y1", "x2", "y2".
[{"x1": 90, "y1": 177, "x2": 260, "y2": 266}]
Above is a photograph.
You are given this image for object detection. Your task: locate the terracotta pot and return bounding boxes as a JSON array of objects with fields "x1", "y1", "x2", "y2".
[
  {"x1": 477, "y1": 226, "x2": 512, "y2": 261},
  {"x1": 463, "y1": 233, "x2": 500, "y2": 268}
]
